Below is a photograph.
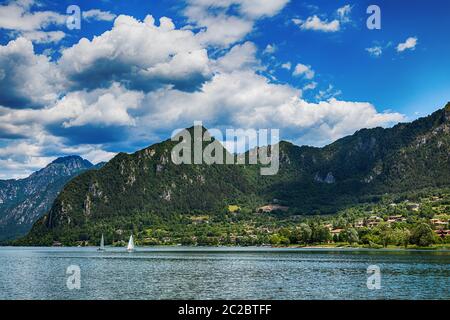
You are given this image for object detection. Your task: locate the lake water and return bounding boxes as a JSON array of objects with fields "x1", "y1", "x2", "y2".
[{"x1": 0, "y1": 247, "x2": 448, "y2": 300}]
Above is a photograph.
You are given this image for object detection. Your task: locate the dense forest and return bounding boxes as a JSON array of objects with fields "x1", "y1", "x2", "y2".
[{"x1": 16, "y1": 188, "x2": 450, "y2": 248}]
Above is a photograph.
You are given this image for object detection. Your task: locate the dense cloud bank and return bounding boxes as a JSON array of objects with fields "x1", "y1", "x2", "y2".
[{"x1": 0, "y1": 2, "x2": 405, "y2": 178}]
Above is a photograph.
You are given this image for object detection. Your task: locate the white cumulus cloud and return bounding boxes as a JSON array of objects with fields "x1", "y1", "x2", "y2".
[
  {"x1": 281, "y1": 62, "x2": 292, "y2": 70},
  {"x1": 58, "y1": 15, "x2": 212, "y2": 92},
  {"x1": 0, "y1": 9, "x2": 407, "y2": 178},
  {"x1": 396, "y1": 37, "x2": 418, "y2": 52},
  {"x1": 82, "y1": 9, "x2": 117, "y2": 22},
  {"x1": 0, "y1": 37, "x2": 61, "y2": 109},
  {"x1": 293, "y1": 16, "x2": 340, "y2": 32},
  {"x1": 20, "y1": 30, "x2": 65, "y2": 44},
  {"x1": 293, "y1": 4, "x2": 352, "y2": 33},
  {"x1": 184, "y1": 0, "x2": 289, "y2": 46},
  {"x1": 293, "y1": 63, "x2": 315, "y2": 79},
  {"x1": 0, "y1": 0, "x2": 66, "y2": 31},
  {"x1": 366, "y1": 46, "x2": 383, "y2": 57},
  {"x1": 337, "y1": 4, "x2": 352, "y2": 23}
]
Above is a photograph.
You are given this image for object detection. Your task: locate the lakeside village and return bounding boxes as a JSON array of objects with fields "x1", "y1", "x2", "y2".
[{"x1": 57, "y1": 190, "x2": 450, "y2": 249}]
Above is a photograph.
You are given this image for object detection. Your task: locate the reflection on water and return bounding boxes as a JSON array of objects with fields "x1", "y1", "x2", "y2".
[{"x1": 0, "y1": 247, "x2": 449, "y2": 300}]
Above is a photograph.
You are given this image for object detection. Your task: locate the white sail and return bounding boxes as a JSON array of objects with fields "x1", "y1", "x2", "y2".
[
  {"x1": 98, "y1": 234, "x2": 105, "y2": 251},
  {"x1": 127, "y1": 235, "x2": 135, "y2": 251}
]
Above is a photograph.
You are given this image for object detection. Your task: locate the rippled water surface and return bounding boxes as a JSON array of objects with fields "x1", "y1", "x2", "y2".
[{"x1": 0, "y1": 247, "x2": 448, "y2": 300}]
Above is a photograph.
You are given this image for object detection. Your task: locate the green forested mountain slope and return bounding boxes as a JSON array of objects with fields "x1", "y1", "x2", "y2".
[
  {"x1": 21, "y1": 103, "x2": 450, "y2": 245},
  {"x1": 268, "y1": 102, "x2": 450, "y2": 211}
]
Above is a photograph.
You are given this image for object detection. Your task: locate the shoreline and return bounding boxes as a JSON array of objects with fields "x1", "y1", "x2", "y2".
[
  {"x1": 295, "y1": 244, "x2": 450, "y2": 250},
  {"x1": 1, "y1": 244, "x2": 449, "y2": 252}
]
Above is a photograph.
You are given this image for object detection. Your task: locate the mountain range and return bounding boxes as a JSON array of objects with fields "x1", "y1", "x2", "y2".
[
  {"x1": 14, "y1": 103, "x2": 450, "y2": 245},
  {"x1": 0, "y1": 156, "x2": 103, "y2": 241}
]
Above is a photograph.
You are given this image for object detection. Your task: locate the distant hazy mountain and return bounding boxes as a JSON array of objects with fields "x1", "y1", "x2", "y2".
[
  {"x1": 0, "y1": 156, "x2": 103, "y2": 241},
  {"x1": 22, "y1": 103, "x2": 450, "y2": 245}
]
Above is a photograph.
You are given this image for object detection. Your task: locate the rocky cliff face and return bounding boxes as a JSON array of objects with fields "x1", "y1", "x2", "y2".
[{"x1": 0, "y1": 156, "x2": 98, "y2": 241}]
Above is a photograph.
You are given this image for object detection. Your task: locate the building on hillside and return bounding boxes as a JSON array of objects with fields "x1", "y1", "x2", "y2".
[
  {"x1": 354, "y1": 220, "x2": 364, "y2": 228},
  {"x1": 434, "y1": 229, "x2": 450, "y2": 238},
  {"x1": 389, "y1": 203, "x2": 397, "y2": 207},
  {"x1": 387, "y1": 215, "x2": 406, "y2": 223},
  {"x1": 330, "y1": 229, "x2": 344, "y2": 236},
  {"x1": 257, "y1": 204, "x2": 289, "y2": 213},
  {"x1": 367, "y1": 216, "x2": 382, "y2": 227},
  {"x1": 258, "y1": 227, "x2": 271, "y2": 234},
  {"x1": 190, "y1": 216, "x2": 210, "y2": 224},
  {"x1": 430, "y1": 219, "x2": 448, "y2": 227},
  {"x1": 405, "y1": 202, "x2": 420, "y2": 211}
]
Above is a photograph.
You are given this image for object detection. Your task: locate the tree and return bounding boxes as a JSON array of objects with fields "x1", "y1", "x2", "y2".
[
  {"x1": 269, "y1": 234, "x2": 282, "y2": 245},
  {"x1": 392, "y1": 228, "x2": 411, "y2": 248},
  {"x1": 418, "y1": 204, "x2": 434, "y2": 219},
  {"x1": 279, "y1": 236, "x2": 290, "y2": 246},
  {"x1": 377, "y1": 223, "x2": 392, "y2": 248},
  {"x1": 410, "y1": 223, "x2": 436, "y2": 247},
  {"x1": 181, "y1": 236, "x2": 196, "y2": 246},
  {"x1": 292, "y1": 223, "x2": 312, "y2": 244},
  {"x1": 332, "y1": 234, "x2": 340, "y2": 243},
  {"x1": 279, "y1": 228, "x2": 292, "y2": 240},
  {"x1": 343, "y1": 228, "x2": 359, "y2": 245}
]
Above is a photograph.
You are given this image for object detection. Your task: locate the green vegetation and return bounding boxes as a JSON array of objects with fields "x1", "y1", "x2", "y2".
[
  {"x1": 227, "y1": 205, "x2": 241, "y2": 213},
  {"x1": 14, "y1": 188, "x2": 450, "y2": 249},
  {"x1": 12, "y1": 104, "x2": 450, "y2": 248}
]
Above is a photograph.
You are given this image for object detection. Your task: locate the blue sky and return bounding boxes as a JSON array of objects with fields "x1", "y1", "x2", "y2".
[{"x1": 0, "y1": 0, "x2": 449, "y2": 178}]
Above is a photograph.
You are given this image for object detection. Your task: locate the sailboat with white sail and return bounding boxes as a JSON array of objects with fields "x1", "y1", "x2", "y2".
[
  {"x1": 98, "y1": 234, "x2": 105, "y2": 251},
  {"x1": 127, "y1": 235, "x2": 135, "y2": 252}
]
